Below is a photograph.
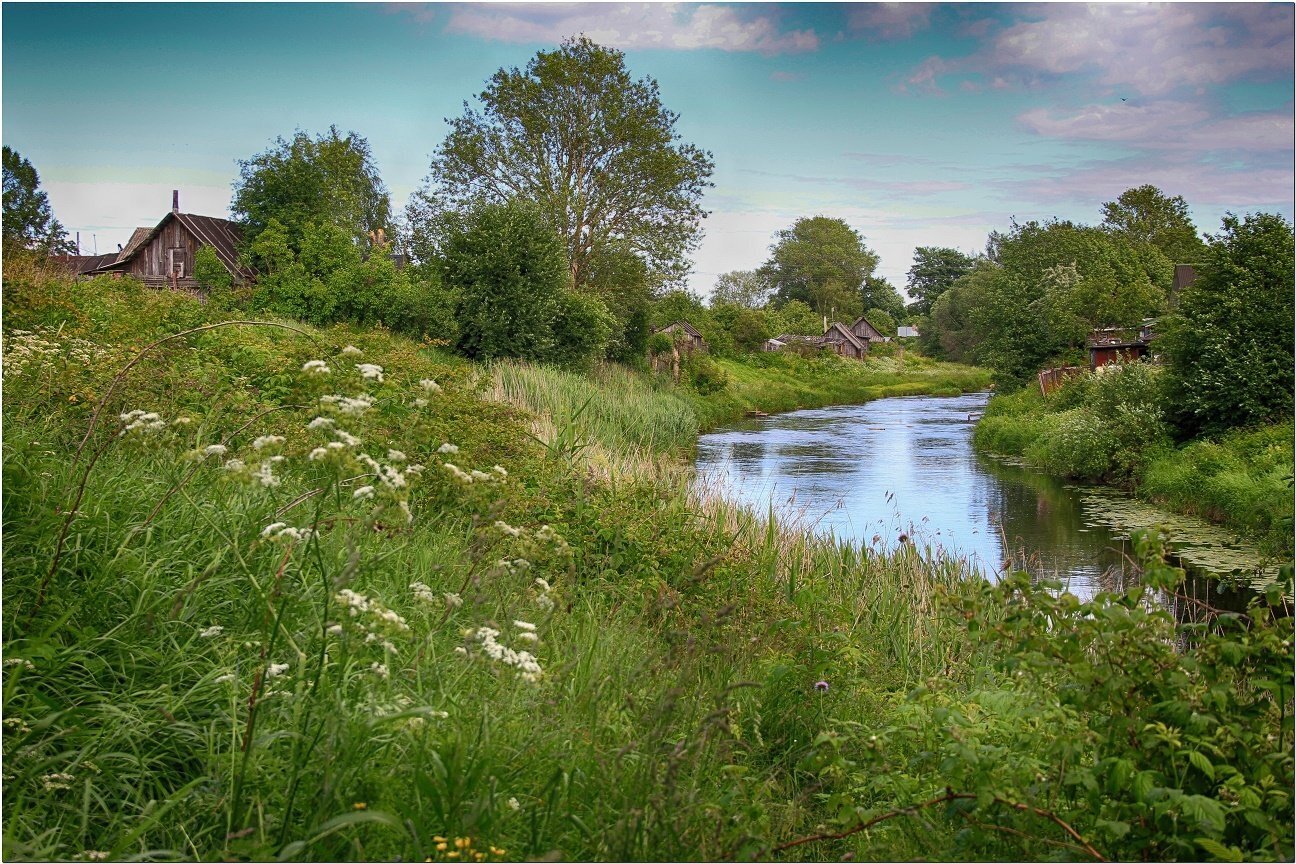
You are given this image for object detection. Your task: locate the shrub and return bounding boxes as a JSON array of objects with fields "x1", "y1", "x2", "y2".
[
  {"x1": 682, "y1": 353, "x2": 729, "y2": 394},
  {"x1": 549, "y1": 291, "x2": 616, "y2": 370}
]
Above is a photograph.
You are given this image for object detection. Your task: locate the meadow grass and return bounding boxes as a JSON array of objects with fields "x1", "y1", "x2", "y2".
[{"x1": 3, "y1": 266, "x2": 1290, "y2": 862}]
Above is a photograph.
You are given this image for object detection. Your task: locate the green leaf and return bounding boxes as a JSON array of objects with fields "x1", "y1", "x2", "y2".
[
  {"x1": 1187, "y1": 750, "x2": 1216, "y2": 781},
  {"x1": 1194, "y1": 837, "x2": 1243, "y2": 862}
]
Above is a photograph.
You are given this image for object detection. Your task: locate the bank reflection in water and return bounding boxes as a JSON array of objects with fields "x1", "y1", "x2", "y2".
[{"x1": 695, "y1": 392, "x2": 1269, "y2": 610}]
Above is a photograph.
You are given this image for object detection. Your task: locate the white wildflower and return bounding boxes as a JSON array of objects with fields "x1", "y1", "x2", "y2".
[
  {"x1": 356, "y1": 363, "x2": 384, "y2": 382},
  {"x1": 536, "y1": 594, "x2": 555, "y2": 612},
  {"x1": 370, "y1": 662, "x2": 389, "y2": 679},
  {"x1": 252, "y1": 435, "x2": 285, "y2": 450},
  {"x1": 223, "y1": 459, "x2": 246, "y2": 472},
  {"x1": 203, "y1": 444, "x2": 228, "y2": 457},
  {"x1": 341, "y1": 345, "x2": 363, "y2": 356},
  {"x1": 266, "y1": 663, "x2": 290, "y2": 678},
  {"x1": 3, "y1": 658, "x2": 35, "y2": 671},
  {"x1": 254, "y1": 461, "x2": 280, "y2": 488},
  {"x1": 413, "y1": 398, "x2": 429, "y2": 408},
  {"x1": 454, "y1": 646, "x2": 468, "y2": 655},
  {"x1": 410, "y1": 582, "x2": 437, "y2": 604},
  {"x1": 199, "y1": 625, "x2": 224, "y2": 638},
  {"x1": 41, "y1": 773, "x2": 75, "y2": 791},
  {"x1": 516, "y1": 632, "x2": 540, "y2": 643},
  {"x1": 326, "y1": 624, "x2": 343, "y2": 636},
  {"x1": 437, "y1": 442, "x2": 459, "y2": 454},
  {"x1": 507, "y1": 797, "x2": 521, "y2": 811},
  {"x1": 332, "y1": 429, "x2": 361, "y2": 447},
  {"x1": 444, "y1": 592, "x2": 463, "y2": 609},
  {"x1": 442, "y1": 463, "x2": 472, "y2": 483},
  {"x1": 398, "y1": 500, "x2": 414, "y2": 524},
  {"x1": 419, "y1": 379, "x2": 442, "y2": 393},
  {"x1": 386, "y1": 449, "x2": 407, "y2": 462},
  {"x1": 492, "y1": 465, "x2": 508, "y2": 478},
  {"x1": 261, "y1": 522, "x2": 288, "y2": 538},
  {"x1": 302, "y1": 360, "x2": 330, "y2": 374},
  {"x1": 172, "y1": 416, "x2": 192, "y2": 426},
  {"x1": 494, "y1": 521, "x2": 522, "y2": 538},
  {"x1": 307, "y1": 416, "x2": 335, "y2": 430},
  {"x1": 513, "y1": 620, "x2": 536, "y2": 631},
  {"x1": 214, "y1": 673, "x2": 237, "y2": 684},
  {"x1": 353, "y1": 485, "x2": 376, "y2": 500},
  {"x1": 308, "y1": 447, "x2": 329, "y2": 461},
  {"x1": 83, "y1": 852, "x2": 110, "y2": 861},
  {"x1": 534, "y1": 577, "x2": 551, "y2": 592}
]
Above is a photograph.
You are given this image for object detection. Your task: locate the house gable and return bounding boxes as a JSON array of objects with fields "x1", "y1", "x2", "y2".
[
  {"x1": 848, "y1": 316, "x2": 886, "y2": 343},
  {"x1": 93, "y1": 211, "x2": 252, "y2": 286}
]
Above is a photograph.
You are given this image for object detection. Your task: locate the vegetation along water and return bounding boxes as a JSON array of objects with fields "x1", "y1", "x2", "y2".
[{"x1": 4, "y1": 33, "x2": 1293, "y2": 864}]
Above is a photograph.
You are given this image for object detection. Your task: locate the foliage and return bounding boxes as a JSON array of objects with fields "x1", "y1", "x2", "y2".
[
  {"x1": 710, "y1": 270, "x2": 771, "y2": 309},
  {"x1": 1161, "y1": 212, "x2": 1295, "y2": 437},
  {"x1": 1101, "y1": 184, "x2": 1207, "y2": 265},
  {"x1": 580, "y1": 241, "x2": 653, "y2": 362},
  {"x1": 192, "y1": 244, "x2": 233, "y2": 294},
  {"x1": 860, "y1": 274, "x2": 906, "y2": 320},
  {"x1": 761, "y1": 216, "x2": 878, "y2": 317},
  {"x1": 905, "y1": 246, "x2": 976, "y2": 316},
  {"x1": 232, "y1": 126, "x2": 391, "y2": 257},
  {"x1": 863, "y1": 307, "x2": 896, "y2": 337},
  {"x1": 681, "y1": 353, "x2": 729, "y2": 395},
  {"x1": 548, "y1": 291, "x2": 616, "y2": 371},
  {"x1": 2, "y1": 146, "x2": 74, "y2": 255},
  {"x1": 413, "y1": 36, "x2": 714, "y2": 289},
  {"x1": 806, "y1": 538, "x2": 1293, "y2": 863},
  {"x1": 769, "y1": 298, "x2": 822, "y2": 336}
]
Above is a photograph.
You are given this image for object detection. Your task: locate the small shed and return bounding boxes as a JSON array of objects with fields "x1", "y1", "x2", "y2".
[
  {"x1": 1087, "y1": 325, "x2": 1152, "y2": 370},
  {"x1": 848, "y1": 316, "x2": 887, "y2": 344},
  {"x1": 654, "y1": 320, "x2": 706, "y2": 353},
  {"x1": 762, "y1": 338, "x2": 787, "y2": 352},
  {"x1": 90, "y1": 191, "x2": 253, "y2": 289}
]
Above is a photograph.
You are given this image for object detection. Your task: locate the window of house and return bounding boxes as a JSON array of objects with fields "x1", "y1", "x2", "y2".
[{"x1": 168, "y1": 248, "x2": 185, "y2": 278}]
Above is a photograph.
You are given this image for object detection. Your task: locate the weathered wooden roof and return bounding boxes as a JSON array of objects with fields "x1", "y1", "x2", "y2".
[
  {"x1": 48, "y1": 253, "x2": 120, "y2": 275},
  {"x1": 849, "y1": 316, "x2": 886, "y2": 342},
  {"x1": 93, "y1": 212, "x2": 253, "y2": 279},
  {"x1": 658, "y1": 320, "x2": 704, "y2": 339},
  {"x1": 826, "y1": 322, "x2": 868, "y2": 352}
]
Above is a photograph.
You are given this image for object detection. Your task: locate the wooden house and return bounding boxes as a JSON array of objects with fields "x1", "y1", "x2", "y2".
[
  {"x1": 90, "y1": 191, "x2": 253, "y2": 289},
  {"x1": 1087, "y1": 322, "x2": 1155, "y2": 369},
  {"x1": 761, "y1": 337, "x2": 787, "y2": 352},
  {"x1": 1172, "y1": 264, "x2": 1198, "y2": 295},
  {"x1": 654, "y1": 320, "x2": 707, "y2": 353},
  {"x1": 48, "y1": 253, "x2": 120, "y2": 276},
  {"x1": 822, "y1": 322, "x2": 869, "y2": 359},
  {"x1": 848, "y1": 316, "x2": 887, "y2": 344}
]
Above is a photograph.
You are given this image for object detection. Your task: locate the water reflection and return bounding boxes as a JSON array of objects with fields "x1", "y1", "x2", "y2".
[{"x1": 695, "y1": 392, "x2": 1274, "y2": 612}]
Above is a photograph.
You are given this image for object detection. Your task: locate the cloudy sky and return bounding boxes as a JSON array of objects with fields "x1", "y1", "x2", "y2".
[{"x1": 3, "y1": 2, "x2": 1292, "y2": 296}]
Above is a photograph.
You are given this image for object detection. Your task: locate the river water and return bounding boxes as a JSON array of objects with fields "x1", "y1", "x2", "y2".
[{"x1": 695, "y1": 392, "x2": 1275, "y2": 608}]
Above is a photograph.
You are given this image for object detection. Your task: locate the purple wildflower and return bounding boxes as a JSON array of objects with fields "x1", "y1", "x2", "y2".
[{"x1": 814, "y1": 680, "x2": 829, "y2": 693}]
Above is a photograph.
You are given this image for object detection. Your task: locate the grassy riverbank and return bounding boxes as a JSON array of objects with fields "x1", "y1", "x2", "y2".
[
  {"x1": 973, "y1": 365, "x2": 1294, "y2": 558},
  {"x1": 3, "y1": 267, "x2": 1291, "y2": 862}
]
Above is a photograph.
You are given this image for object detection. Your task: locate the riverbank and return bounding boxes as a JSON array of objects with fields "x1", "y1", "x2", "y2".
[
  {"x1": 972, "y1": 366, "x2": 1294, "y2": 558},
  {"x1": 4, "y1": 268, "x2": 1291, "y2": 862}
]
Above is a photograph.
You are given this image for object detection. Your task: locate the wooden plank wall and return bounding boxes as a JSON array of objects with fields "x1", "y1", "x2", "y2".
[{"x1": 128, "y1": 220, "x2": 197, "y2": 279}]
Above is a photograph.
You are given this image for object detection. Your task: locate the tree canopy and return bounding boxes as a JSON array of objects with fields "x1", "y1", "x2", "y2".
[
  {"x1": 761, "y1": 216, "x2": 879, "y2": 318},
  {"x1": 1100, "y1": 185, "x2": 1206, "y2": 265},
  {"x1": 232, "y1": 126, "x2": 391, "y2": 257},
  {"x1": 412, "y1": 36, "x2": 714, "y2": 290},
  {"x1": 1162, "y1": 212, "x2": 1294, "y2": 436},
  {"x1": 3, "y1": 146, "x2": 74, "y2": 255},
  {"x1": 710, "y1": 270, "x2": 770, "y2": 309},
  {"x1": 905, "y1": 246, "x2": 976, "y2": 316}
]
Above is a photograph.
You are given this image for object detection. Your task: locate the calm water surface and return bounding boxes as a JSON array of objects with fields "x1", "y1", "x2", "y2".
[{"x1": 695, "y1": 392, "x2": 1271, "y2": 606}]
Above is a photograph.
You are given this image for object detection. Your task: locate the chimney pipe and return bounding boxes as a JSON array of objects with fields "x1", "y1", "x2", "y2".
[{"x1": 172, "y1": 190, "x2": 179, "y2": 213}]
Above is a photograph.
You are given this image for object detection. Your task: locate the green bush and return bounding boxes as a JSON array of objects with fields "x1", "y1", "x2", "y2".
[
  {"x1": 549, "y1": 291, "x2": 616, "y2": 370},
  {"x1": 682, "y1": 353, "x2": 729, "y2": 395}
]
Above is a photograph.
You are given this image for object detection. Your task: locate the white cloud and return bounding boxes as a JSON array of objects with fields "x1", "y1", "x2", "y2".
[
  {"x1": 845, "y1": 3, "x2": 934, "y2": 41},
  {"x1": 1019, "y1": 102, "x2": 1295, "y2": 154},
  {"x1": 437, "y1": 3, "x2": 819, "y2": 55},
  {"x1": 905, "y1": 4, "x2": 1294, "y2": 97}
]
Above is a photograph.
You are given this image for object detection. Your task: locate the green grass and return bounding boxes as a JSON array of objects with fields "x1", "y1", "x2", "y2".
[{"x1": 3, "y1": 264, "x2": 1290, "y2": 863}]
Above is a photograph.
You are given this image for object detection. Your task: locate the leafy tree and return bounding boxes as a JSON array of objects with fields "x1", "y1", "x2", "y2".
[
  {"x1": 2, "y1": 146, "x2": 74, "y2": 255},
  {"x1": 860, "y1": 274, "x2": 906, "y2": 320},
  {"x1": 710, "y1": 270, "x2": 770, "y2": 309},
  {"x1": 1101, "y1": 185, "x2": 1206, "y2": 264},
  {"x1": 193, "y1": 245, "x2": 233, "y2": 294},
  {"x1": 905, "y1": 246, "x2": 976, "y2": 316},
  {"x1": 770, "y1": 299, "x2": 822, "y2": 336},
  {"x1": 549, "y1": 290, "x2": 616, "y2": 370},
  {"x1": 863, "y1": 307, "x2": 896, "y2": 337},
  {"x1": 232, "y1": 126, "x2": 391, "y2": 258},
  {"x1": 761, "y1": 216, "x2": 878, "y2": 318},
  {"x1": 414, "y1": 36, "x2": 714, "y2": 290},
  {"x1": 1162, "y1": 212, "x2": 1295, "y2": 436},
  {"x1": 581, "y1": 241, "x2": 653, "y2": 362}
]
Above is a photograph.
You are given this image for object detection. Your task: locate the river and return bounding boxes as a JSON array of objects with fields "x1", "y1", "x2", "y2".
[{"x1": 695, "y1": 391, "x2": 1276, "y2": 610}]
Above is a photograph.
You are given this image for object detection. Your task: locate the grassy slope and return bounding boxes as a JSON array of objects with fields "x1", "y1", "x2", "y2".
[
  {"x1": 4, "y1": 265, "x2": 1289, "y2": 863},
  {"x1": 974, "y1": 381, "x2": 1294, "y2": 557}
]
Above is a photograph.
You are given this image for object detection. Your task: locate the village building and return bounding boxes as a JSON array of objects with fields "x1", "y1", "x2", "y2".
[
  {"x1": 848, "y1": 315, "x2": 887, "y2": 345},
  {"x1": 88, "y1": 191, "x2": 253, "y2": 289},
  {"x1": 1087, "y1": 319, "x2": 1157, "y2": 369},
  {"x1": 896, "y1": 325, "x2": 920, "y2": 339},
  {"x1": 653, "y1": 320, "x2": 707, "y2": 353},
  {"x1": 48, "y1": 252, "x2": 121, "y2": 277},
  {"x1": 770, "y1": 322, "x2": 869, "y2": 360}
]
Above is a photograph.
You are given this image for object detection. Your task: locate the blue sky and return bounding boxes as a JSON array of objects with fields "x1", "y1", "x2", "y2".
[{"x1": 4, "y1": 2, "x2": 1292, "y2": 295}]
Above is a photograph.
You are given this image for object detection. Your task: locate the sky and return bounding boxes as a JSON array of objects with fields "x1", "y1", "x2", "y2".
[{"x1": 3, "y1": 2, "x2": 1293, "y2": 297}]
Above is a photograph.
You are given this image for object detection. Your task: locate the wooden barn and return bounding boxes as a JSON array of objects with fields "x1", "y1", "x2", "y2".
[
  {"x1": 848, "y1": 315, "x2": 887, "y2": 345},
  {"x1": 654, "y1": 320, "x2": 707, "y2": 353},
  {"x1": 769, "y1": 323, "x2": 868, "y2": 360},
  {"x1": 90, "y1": 191, "x2": 253, "y2": 289},
  {"x1": 823, "y1": 322, "x2": 869, "y2": 359}
]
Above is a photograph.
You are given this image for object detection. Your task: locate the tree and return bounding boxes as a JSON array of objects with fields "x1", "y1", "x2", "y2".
[
  {"x1": 860, "y1": 274, "x2": 906, "y2": 320},
  {"x1": 1162, "y1": 213, "x2": 1295, "y2": 437},
  {"x1": 3, "y1": 146, "x2": 74, "y2": 254},
  {"x1": 710, "y1": 270, "x2": 770, "y2": 309},
  {"x1": 905, "y1": 246, "x2": 976, "y2": 316},
  {"x1": 232, "y1": 126, "x2": 390, "y2": 257},
  {"x1": 771, "y1": 299, "x2": 822, "y2": 336},
  {"x1": 413, "y1": 36, "x2": 715, "y2": 290},
  {"x1": 863, "y1": 307, "x2": 896, "y2": 337},
  {"x1": 761, "y1": 216, "x2": 878, "y2": 318},
  {"x1": 1101, "y1": 185, "x2": 1206, "y2": 264}
]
